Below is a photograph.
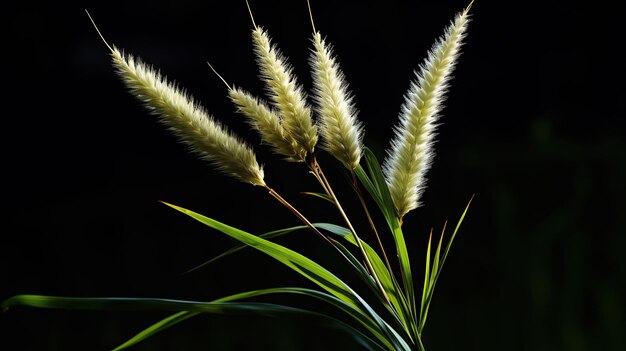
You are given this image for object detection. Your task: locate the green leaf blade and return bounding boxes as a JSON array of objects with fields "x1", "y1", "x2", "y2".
[
  {"x1": 356, "y1": 148, "x2": 417, "y2": 336},
  {"x1": 185, "y1": 225, "x2": 308, "y2": 273},
  {"x1": 5, "y1": 295, "x2": 387, "y2": 351},
  {"x1": 160, "y1": 203, "x2": 414, "y2": 350},
  {"x1": 4, "y1": 288, "x2": 398, "y2": 351},
  {"x1": 163, "y1": 202, "x2": 360, "y2": 310},
  {"x1": 112, "y1": 311, "x2": 199, "y2": 351},
  {"x1": 419, "y1": 196, "x2": 474, "y2": 333},
  {"x1": 315, "y1": 223, "x2": 414, "y2": 339}
]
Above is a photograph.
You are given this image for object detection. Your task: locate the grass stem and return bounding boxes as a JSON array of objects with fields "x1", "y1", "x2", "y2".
[
  {"x1": 309, "y1": 155, "x2": 392, "y2": 306},
  {"x1": 350, "y1": 170, "x2": 396, "y2": 284},
  {"x1": 264, "y1": 185, "x2": 328, "y2": 244}
]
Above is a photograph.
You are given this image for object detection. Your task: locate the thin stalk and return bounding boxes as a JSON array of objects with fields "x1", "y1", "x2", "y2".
[
  {"x1": 309, "y1": 155, "x2": 391, "y2": 306},
  {"x1": 417, "y1": 333, "x2": 426, "y2": 351},
  {"x1": 264, "y1": 184, "x2": 375, "y2": 280},
  {"x1": 350, "y1": 170, "x2": 396, "y2": 284},
  {"x1": 309, "y1": 168, "x2": 330, "y2": 195},
  {"x1": 263, "y1": 185, "x2": 332, "y2": 246}
]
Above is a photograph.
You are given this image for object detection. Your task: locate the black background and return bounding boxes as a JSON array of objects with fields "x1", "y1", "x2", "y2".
[{"x1": 3, "y1": 0, "x2": 625, "y2": 350}]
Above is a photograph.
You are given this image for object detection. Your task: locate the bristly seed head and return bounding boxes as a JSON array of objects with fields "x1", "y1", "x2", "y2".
[
  {"x1": 383, "y1": 8, "x2": 471, "y2": 218},
  {"x1": 310, "y1": 31, "x2": 363, "y2": 170},
  {"x1": 251, "y1": 27, "x2": 319, "y2": 156},
  {"x1": 110, "y1": 48, "x2": 266, "y2": 186}
]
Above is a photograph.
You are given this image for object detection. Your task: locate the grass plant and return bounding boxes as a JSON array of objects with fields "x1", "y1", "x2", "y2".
[{"x1": 3, "y1": 1, "x2": 474, "y2": 350}]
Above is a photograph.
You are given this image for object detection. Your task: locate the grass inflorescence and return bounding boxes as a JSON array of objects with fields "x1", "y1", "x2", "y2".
[{"x1": 3, "y1": 1, "x2": 475, "y2": 350}]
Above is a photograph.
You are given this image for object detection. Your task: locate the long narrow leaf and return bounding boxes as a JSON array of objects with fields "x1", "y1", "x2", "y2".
[
  {"x1": 430, "y1": 222, "x2": 447, "y2": 288},
  {"x1": 113, "y1": 311, "x2": 199, "y2": 350},
  {"x1": 317, "y1": 222, "x2": 414, "y2": 339},
  {"x1": 218, "y1": 287, "x2": 395, "y2": 351},
  {"x1": 163, "y1": 202, "x2": 360, "y2": 309},
  {"x1": 114, "y1": 283, "x2": 399, "y2": 351},
  {"x1": 3, "y1": 295, "x2": 386, "y2": 351},
  {"x1": 418, "y1": 224, "x2": 445, "y2": 334},
  {"x1": 440, "y1": 196, "x2": 474, "y2": 270},
  {"x1": 189, "y1": 223, "x2": 350, "y2": 273},
  {"x1": 323, "y1": 235, "x2": 409, "y2": 341},
  {"x1": 420, "y1": 230, "x2": 432, "y2": 327},
  {"x1": 354, "y1": 166, "x2": 383, "y2": 214},
  {"x1": 184, "y1": 220, "x2": 413, "y2": 341},
  {"x1": 356, "y1": 148, "x2": 417, "y2": 335},
  {"x1": 419, "y1": 196, "x2": 473, "y2": 332},
  {"x1": 185, "y1": 225, "x2": 308, "y2": 273},
  {"x1": 161, "y1": 202, "x2": 413, "y2": 350}
]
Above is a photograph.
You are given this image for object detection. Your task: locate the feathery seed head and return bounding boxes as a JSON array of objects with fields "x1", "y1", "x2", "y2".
[
  {"x1": 110, "y1": 47, "x2": 266, "y2": 186},
  {"x1": 228, "y1": 87, "x2": 307, "y2": 162},
  {"x1": 251, "y1": 27, "x2": 318, "y2": 155},
  {"x1": 383, "y1": 9, "x2": 470, "y2": 218},
  {"x1": 310, "y1": 32, "x2": 363, "y2": 170}
]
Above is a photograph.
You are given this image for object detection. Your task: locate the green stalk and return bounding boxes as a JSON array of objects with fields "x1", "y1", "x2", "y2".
[
  {"x1": 309, "y1": 155, "x2": 392, "y2": 308},
  {"x1": 350, "y1": 170, "x2": 397, "y2": 289}
]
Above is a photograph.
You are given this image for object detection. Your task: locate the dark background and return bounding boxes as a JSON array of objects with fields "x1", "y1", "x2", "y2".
[{"x1": 2, "y1": 0, "x2": 625, "y2": 350}]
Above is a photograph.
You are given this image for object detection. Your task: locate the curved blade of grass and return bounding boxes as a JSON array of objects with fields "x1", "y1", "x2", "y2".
[
  {"x1": 418, "y1": 196, "x2": 473, "y2": 333},
  {"x1": 110, "y1": 287, "x2": 395, "y2": 351},
  {"x1": 2, "y1": 295, "x2": 386, "y2": 351},
  {"x1": 222, "y1": 287, "x2": 387, "y2": 345},
  {"x1": 161, "y1": 202, "x2": 413, "y2": 350},
  {"x1": 164, "y1": 203, "x2": 410, "y2": 350},
  {"x1": 316, "y1": 223, "x2": 414, "y2": 339},
  {"x1": 431, "y1": 222, "x2": 446, "y2": 290},
  {"x1": 417, "y1": 225, "x2": 443, "y2": 335},
  {"x1": 184, "y1": 225, "x2": 308, "y2": 274},
  {"x1": 113, "y1": 311, "x2": 199, "y2": 350},
  {"x1": 323, "y1": 236, "x2": 408, "y2": 338},
  {"x1": 188, "y1": 223, "x2": 349, "y2": 274},
  {"x1": 163, "y1": 202, "x2": 360, "y2": 309},
  {"x1": 251, "y1": 287, "x2": 394, "y2": 350},
  {"x1": 186, "y1": 221, "x2": 410, "y2": 335},
  {"x1": 419, "y1": 230, "x2": 433, "y2": 332},
  {"x1": 355, "y1": 148, "x2": 417, "y2": 335},
  {"x1": 318, "y1": 234, "x2": 411, "y2": 343}
]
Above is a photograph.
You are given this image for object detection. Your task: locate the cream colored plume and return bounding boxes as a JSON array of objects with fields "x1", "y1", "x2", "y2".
[
  {"x1": 228, "y1": 87, "x2": 306, "y2": 162},
  {"x1": 383, "y1": 7, "x2": 470, "y2": 218},
  {"x1": 110, "y1": 48, "x2": 265, "y2": 186},
  {"x1": 310, "y1": 32, "x2": 363, "y2": 170},
  {"x1": 251, "y1": 27, "x2": 318, "y2": 155}
]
